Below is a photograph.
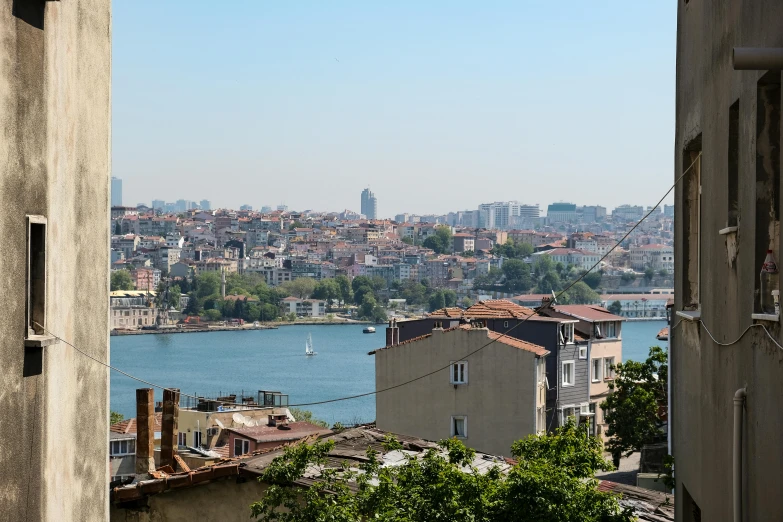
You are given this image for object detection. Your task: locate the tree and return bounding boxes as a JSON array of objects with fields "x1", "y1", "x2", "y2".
[
  {"x1": 460, "y1": 297, "x2": 473, "y2": 308},
  {"x1": 250, "y1": 420, "x2": 633, "y2": 522},
  {"x1": 535, "y1": 271, "x2": 562, "y2": 294},
  {"x1": 334, "y1": 275, "x2": 353, "y2": 305},
  {"x1": 562, "y1": 281, "x2": 600, "y2": 304},
  {"x1": 582, "y1": 270, "x2": 602, "y2": 290},
  {"x1": 288, "y1": 408, "x2": 328, "y2": 428},
  {"x1": 359, "y1": 294, "x2": 377, "y2": 320},
  {"x1": 110, "y1": 411, "x2": 124, "y2": 425},
  {"x1": 114, "y1": 221, "x2": 121, "y2": 235},
  {"x1": 422, "y1": 226, "x2": 453, "y2": 254},
  {"x1": 428, "y1": 290, "x2": 446, "y2": 312},
  {"x1": 281, "y1": 278, "x2": 317, "y2": 299},
  {"x1": 608, "y1": 300, "x2": 623, "y2": 315},
  {"x1": 401, "y1": 236, "x2": 413, "y2": 245},
  {"x1": 601, "y1": 346, "x2": 668, "y2": 462},
  {"x1": 110, "y1": 270, "x2": 134, "y2": 291},
  {"x1": 658, "y1": 268, "x2": 669, "y2": 277},
  {"x1": 461, "y1": 250, "x2": 475, "y2": 257},
  {"x1": 353, "y1": 285, "x2": 375, "y2": 306},
  {"x1": 204, "y1": 309, "x2": 222, "y2": 321},
  {"x1": 312, "y1": 279, "x2": 340, "y2": 308},
  {"x1": 644, "y1": 267, "x2": 655, "y2": 282},
  {"x1": 501, "y1": 259, "x2": 532, "y2": 292}
]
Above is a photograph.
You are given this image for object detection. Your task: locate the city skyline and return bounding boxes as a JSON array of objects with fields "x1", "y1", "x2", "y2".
[{"x1": 112, "y1": 2, "x2": 675, "y2": 214}]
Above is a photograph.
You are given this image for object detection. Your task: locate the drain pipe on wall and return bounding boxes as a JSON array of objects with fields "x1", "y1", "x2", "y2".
[{"x1": 733, "y1": 387, "x2": 747, "y2": 522}]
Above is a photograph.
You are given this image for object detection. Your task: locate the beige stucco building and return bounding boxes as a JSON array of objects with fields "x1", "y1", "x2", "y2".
[
  {"x1": 373, "y1": 324, "x2": 548, "y2": 457},
  {"x1": 0, "y1": 0, "x2": 112, "y2": 520}
]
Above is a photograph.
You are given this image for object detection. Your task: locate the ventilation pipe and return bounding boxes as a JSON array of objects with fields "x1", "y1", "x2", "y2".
[
  {"x1": 733, "y1": 387, "x2": 747, "y2": 522},
  {"x1": 733, "y1": 48, "x2": 783, "y2": 70}
]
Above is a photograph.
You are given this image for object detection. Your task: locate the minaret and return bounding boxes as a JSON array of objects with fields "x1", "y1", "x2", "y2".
[{"x1": 221, "y1": 268, "x2": 226, "y2": 299}]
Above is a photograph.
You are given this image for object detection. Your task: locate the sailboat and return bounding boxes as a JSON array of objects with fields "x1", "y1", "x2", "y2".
[{"x1": 305, "y1": 333, "x2": 317, "y2": 356}]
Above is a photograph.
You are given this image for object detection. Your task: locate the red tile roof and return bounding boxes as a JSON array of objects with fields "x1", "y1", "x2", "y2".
[
  {"x1": 111, "y1": 412, "x2": 163, "y2": 435},
  {"x1": 551, "y1": 305, "x2": 625, "y2": 322}
]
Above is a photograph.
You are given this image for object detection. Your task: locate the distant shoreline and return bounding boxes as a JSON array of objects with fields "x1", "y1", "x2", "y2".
[{"x1": 111, "y1": 320, "x2": 376, "y2": 336}]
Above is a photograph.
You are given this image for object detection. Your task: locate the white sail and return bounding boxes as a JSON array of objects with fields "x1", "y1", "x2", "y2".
[{"x1": 305, "y1": 333, "x2": 316, "y2": 355}]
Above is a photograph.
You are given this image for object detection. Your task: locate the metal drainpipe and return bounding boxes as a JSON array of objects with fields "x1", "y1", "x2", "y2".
[{"x1": 733, "y1": 388, "x2": 747, "y2": 522}]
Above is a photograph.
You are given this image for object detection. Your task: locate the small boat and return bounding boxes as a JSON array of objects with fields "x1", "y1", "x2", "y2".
[
  {"x1": 656, "y1": 327, "x2": 669, "y2": 341},
  {"x1": 305, "y1": 333, "x2": 317, "y2": 356},
  {"x1": 363, "y1": 326, "x2": 376, "y2": 334}
]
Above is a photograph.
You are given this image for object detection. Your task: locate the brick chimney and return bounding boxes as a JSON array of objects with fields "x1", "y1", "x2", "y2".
[
  {"x1": 135, "y1": 388, "x2": 155, "y2": 477},
  {"x1": 159, "y1": 388, "x2": 180, "y2": 470}
]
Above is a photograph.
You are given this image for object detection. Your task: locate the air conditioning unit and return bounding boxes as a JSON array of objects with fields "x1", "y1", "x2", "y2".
[{"x1": 206, "y1": 427, "x2": 220, "y2": 436}]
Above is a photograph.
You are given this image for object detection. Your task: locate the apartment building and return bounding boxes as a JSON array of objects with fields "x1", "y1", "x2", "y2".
[
  {"x1": 1, "y1": 1, "x2": 112, "y2": 518},
  {"x1": 280, "y1": 297, "x2": 326, "y2": 317},
  {"x1": 373, "y1": 323, "x2": 548, "y2": 456},
  {"x1": 672, "y1": 2, "x2": 783, "y2": 520},
  {"x1": 630, "y1": 244, "x2": 674, "y2": 273},
  {"x1": 532, "y1": 248, "x2": 601, "y2": 271}
]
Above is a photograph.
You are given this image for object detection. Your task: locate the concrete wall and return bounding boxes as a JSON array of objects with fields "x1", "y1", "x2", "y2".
[
  {"x1": 375, "y1": 327, "x2": 542, "y2": 457},
  {"x1": 0, "y1": 1, "x2": 111, "y2": 521},
  {"x1": 674, "y1": 2, "x2": 783, "y2": 520},
  {"x1": 110, "y1": 478, "x2": 269, "y2": 522}
]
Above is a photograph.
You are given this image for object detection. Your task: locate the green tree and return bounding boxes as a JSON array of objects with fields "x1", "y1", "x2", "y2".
[
  {"x1": 401, "y1": 236, "x2": 413, "y2": 245},
  {"x1": 582, "y1": 270, "x2": 602, "y2": 289},
  {"x1": 288, "y1": 408, "x2": 328, "y2": 428},
  {"x1": 658, "y1": 268, "x2": 669, "y2": 277},
  {"x1": 250, "y1": 420, "x2": 633, "y2": 522},
  {"x1": 353, "y1": 285, "x2": 375, "y2": 306},
  {"x1": 334, "y1": 275, "x2": 353, "y2": 305},
  {"x1": 608, "y1": 300, "x2": 623, "y2": 315},
  {"x1": 422, "y1": 226, "x2": 453, "y2": 254},
  {"x1": 501, "y1": 259, "x2": 532, "y2": 292},
  {"x1": 312, "y1": 279, "x2": 340, "y2": 308},
  {"x1": 461, "y1": 249, "x2": 475, "y2": 257},
  {"x1": 644, "y1": 267, "x2": 655, "y2": 282},
  {"x1": 351, "y1": 276, "x2": 374, "y2": 293},
  {"x1": 114, "y1": 221, "x2": 121, "y2": 235},
  {"x1": 428, "y1": 290, "x2": 446, "y2": 312},
  {"x1": 442, "y1": 289, "x2": 457, "y2": 308},
  {"x1": 562, "y1": 281, "x2": 600, "y2": 304},
  {"x1": 204, "y1": 309, "x2": 222, "y2": 321},
  {"x1": 460, "y1": 297, "x2": 473, "y2": 308},
  {"x1": 358, "y1": 294, "x2": 377, "y2": 319},
  {"x1": 110, "y1": 411, "x2": 124, "y2": 425},
  {"x1": 601, "y1": 346, "x2": 668, "y2": 462},
  {"x1": 281, "y1": 278, "x2": 317, "y2": 299},
  {"x1": 110, "y1": 270, "x2": 134, "y2": 291},
  {"x1": 535, "y1": 271, "x2": 562, "y2": 294}
]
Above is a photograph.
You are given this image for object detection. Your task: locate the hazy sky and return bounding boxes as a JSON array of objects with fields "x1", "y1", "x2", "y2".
[{"x1": 113, "y1": 1, "x2": 675, "y2": 217}]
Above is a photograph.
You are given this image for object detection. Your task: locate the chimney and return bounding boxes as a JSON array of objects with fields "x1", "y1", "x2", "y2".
[
  {"x1": 386, "y1": 321, "x2": 394, "y2": 347},
  {"x1": 135, "y1": 388, "x2": 155, "y2": 477},
  {"x1": 392, "y1": 320, "x2": 400, "y2": 346},
  {"x1": 160, "y1": 388, "x2": 180, "y2": 470}
]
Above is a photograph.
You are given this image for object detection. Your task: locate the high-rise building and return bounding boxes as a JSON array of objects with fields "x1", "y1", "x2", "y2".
[
  {"x1": 152, "y1": 199, "x2": 165, "y2": 211},
  {"x1": 240, "y1": 204, "x2": 253, "y2": 211},
  {"x1": 277, "y1": 204, "x2": 289, "y2": 212},
  {"x1": 361, "y1": 188, "x2": 378, "y2": 220},
  {"x1": 546, "y1": 203, "x2": 578, "y2": 224},
  {"x1": 111, "y1": 177, "x2": 122, "y2": 206},
  {"x1": 477, "y1": 201, "x2": 527, "y2": 230},
  {"x1": 200, "y1": 199, "x2": 211, "y2": 211},
  {"x1": 261, "y1": 205, "x2": 272, "y2": 213}
]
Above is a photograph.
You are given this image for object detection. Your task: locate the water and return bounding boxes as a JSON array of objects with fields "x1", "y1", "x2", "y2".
[{"x1": 110, "y1": 321, "x2": 667, "y2": 423}]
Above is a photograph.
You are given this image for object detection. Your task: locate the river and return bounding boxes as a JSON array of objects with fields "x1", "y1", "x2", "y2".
[{"x1": 110, "y1": 320, "x2": 667, "y2": 424}]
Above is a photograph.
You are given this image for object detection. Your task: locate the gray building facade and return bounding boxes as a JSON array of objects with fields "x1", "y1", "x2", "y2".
[
  {"x1": 673, "y1": 2, "x2": 783, "y2": 521},
  {"x1": 112, "y1": 176, "x2": 123, "y2": 207},
  {"x1": 361, "y1": 188, "x2": 377, "y2": 220},
  {"x1": 1, "y1": 0, "x2": 112, "y2": 520}
]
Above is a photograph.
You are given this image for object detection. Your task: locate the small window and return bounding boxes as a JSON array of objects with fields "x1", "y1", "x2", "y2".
[
  {"x1": 234, "y1": 438, "x2": 250, "y2": 457},
  {"x1": 592, "y1": 358, "x2": 602, "y2": 383},
  {"x1": 450, "y1": 361, "x2": 468, "y2": 385},
  {"x1": 560, "y1": 323, "x2": 575, "y2": 344},
  {"x1": 604, "y1": 357, "x2": 616, "y2": 380},
  {"x1": 578, "y1": 345, "x2": 587, "y2": 359},
  {"x1": 503, "y1": 320, "x2": 509, "y2": 328},
  {"x1": 26, "y1": 216, "x2": 47, "y2": 337},
  {"x1": 193, "y1": 430, "x2": 202, "y2": 448},
  {"x1": 451, "y1": 416, "x2": 467, "y2": 438},
  {"x1": 580, "y1": 404, "x2": 590, "y2": 415},
  {"x1": 562, "y1": 360, "x2": 575, "y2": 386},
  {"x1": 178, "y1": 432, "x2": 187, "y2": 447},
  {"x1": 604, "y1": 322, "x2": 617, "y2": 338}
]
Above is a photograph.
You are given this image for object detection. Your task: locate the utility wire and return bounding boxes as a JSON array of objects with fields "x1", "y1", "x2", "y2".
[{"x1": 39, "y1": 152, "x2": 704, "y2": 409}]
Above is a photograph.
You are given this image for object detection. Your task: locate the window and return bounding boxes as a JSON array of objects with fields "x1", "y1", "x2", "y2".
[
  {"x1": 559, "y1": 323, "x2": 574, "y2": 344},
  {"x1": 562, "y1": 360, "x2": 574, "y2": 386},
  {"x1": 604, "y1": 357, "x2": 616, "y2": 380},
  {"x1": 592, "y1": 358, "x2": 602, "y2": 382},
  {"x1": 234, "y1": 438, "x2": 250, "y2": 457},
  {"x1": 578, "y1": 345, "x2": 587, "y2": 359},
  {"x1": 26, "y1": 216, "x2": 46, "y2": 337},
  {"x1": 451, "y1": 416, "x2": 467, "y2": 438},
  {"x1": 110, "y1": 439, "x2": 136, "y2": 456},
  {"x1": 603, "y1": 322, "x2": 617, "y2": 338},
  {"x1": 580, "y1": 404, "x2": 590, "y2": 415},
  {"x1": 682, "y1": 134, "x2": 702, "y2": 308},
  {"x1": 193, "y1": 430, "x2": 202, "y2": 448},
  {"x1": 503, "y1": 320, "x2": 509, "y2": 328},
  {"x1": 728, "y1": 99, "x2": 739, "y2": 227},
  {"x1": 178, "y1": 432, "x2": 187, "y2": 447},
  {"x1": 450, "y1": 361, "x2": 468, "y2": 385}
]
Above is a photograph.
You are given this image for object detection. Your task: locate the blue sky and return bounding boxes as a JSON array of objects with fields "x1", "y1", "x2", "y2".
[{"x1": 113, "y1": 1, "x2": 675, "y2": 216}]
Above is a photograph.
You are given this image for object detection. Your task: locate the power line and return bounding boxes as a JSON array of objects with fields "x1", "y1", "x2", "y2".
[{"x1": 40, "y1": 152, "x2": 703, "y2": 410}]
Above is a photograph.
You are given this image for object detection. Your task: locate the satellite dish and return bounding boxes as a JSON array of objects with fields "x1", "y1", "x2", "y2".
[
  {"x1": 232, "y1": 413, "x2": 244, "y2": 425},
  {"x1": 242, "y1": 416, "x2": 254, "y2": 427},
  {"x1": 214, "y1": 419, "x2": 225, "y2": 429}
]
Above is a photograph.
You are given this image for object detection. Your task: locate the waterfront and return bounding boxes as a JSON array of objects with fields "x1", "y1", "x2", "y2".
[{"x1": 110, "y1": 320, "x2": 667, "y2": 424}]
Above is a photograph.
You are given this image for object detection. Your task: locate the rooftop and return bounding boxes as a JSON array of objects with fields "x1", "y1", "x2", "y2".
[
  {"x1": 549, "y1": 305, "x2": 626, "y2": 323},
  {"x1": 228, "y1": 421, "x2": 332, "y2": 443}
]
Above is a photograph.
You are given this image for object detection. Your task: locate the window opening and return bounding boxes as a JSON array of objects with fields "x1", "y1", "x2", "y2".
[
  {"x1": 26, "y1": 216, "x2": 47, "y2": 337},
  {"x1": 450, "y1": 361, "x2": 468, "y2": 384},
  {"x1": 562, "y1": 361, "x2": 574, "y2": 386},
  {"x1": 728, "y1": 100, "x2": 740, "y2": 227}
]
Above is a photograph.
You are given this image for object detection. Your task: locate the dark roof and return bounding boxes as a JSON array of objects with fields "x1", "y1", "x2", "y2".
[
  {"x1": 549, "y1": 305, "x2": 625, "y2": 323},
  {"x1": 227, "y1": 422, "x2": 332, "y2": 443}
]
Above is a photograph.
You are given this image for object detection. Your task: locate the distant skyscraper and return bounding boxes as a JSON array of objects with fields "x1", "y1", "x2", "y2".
[
  {"x1": 111, "y1": 177, "x2": 122, "y2": 206},
  {"x1": 240, "y1": 204, "x2": 253, "y2": 211},
  {"x1": 152, "y1": 199, "x2": 165, "y2": 211},
  {"x1": 200, "y1": 199, "x2": 211, "y2": 211},
  {"x1": 261, "y1": 206, "x2": 272, "y2": 213},
  {"x1": 361, "y1": 188, "x2": 377, "y2": 219},
  {"x1": 277, "y1": 204, "x2": 289, "y2": 212}
]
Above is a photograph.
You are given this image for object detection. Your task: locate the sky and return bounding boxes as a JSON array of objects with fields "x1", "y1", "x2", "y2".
[{"x1": 113, "y1": 1, "x2": 676, "y2": 217}]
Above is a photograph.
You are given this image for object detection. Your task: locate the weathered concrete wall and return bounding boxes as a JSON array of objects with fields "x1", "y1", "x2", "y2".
[
  {"x1": 110, "y1": 479, "x2": 269, "y2": 522},
  {"x1": 674, "y1": 1, "x2": 783, "y2": 520},
  {"x1": 0, "y1": 1, "x2": 111, "y2": 520},
  {"x1": 375, "y1": 327, "x2": 540, "y2": 456}
]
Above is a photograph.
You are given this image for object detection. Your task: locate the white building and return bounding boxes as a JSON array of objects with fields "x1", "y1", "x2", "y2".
[
  {"x1": 280, "y1": 297, "x2": 327, "y2": 317},
  {"x1": 532, "y1": 248, "x2": 601, "y2": 271},
  {"x1": 630, "y1": 244, "x2": 674, "y2": 273}
]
